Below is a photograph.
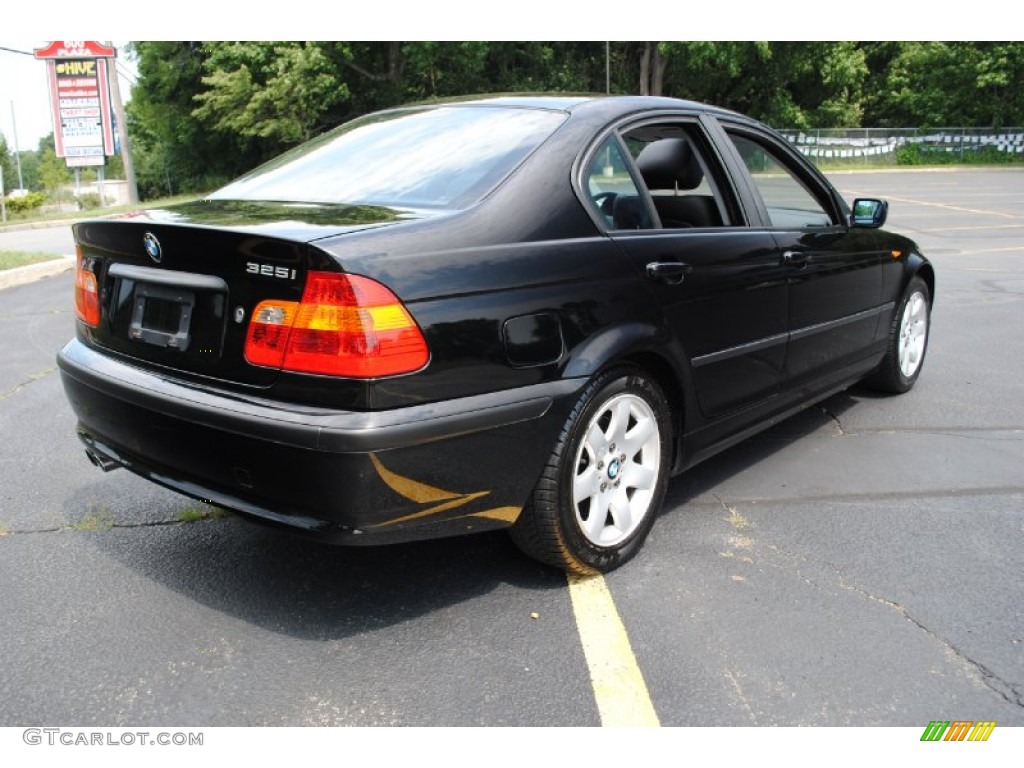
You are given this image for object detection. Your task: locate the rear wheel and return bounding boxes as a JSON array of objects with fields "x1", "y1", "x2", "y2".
[
  {"x1": 511, "y1": 368, "x2": 671, "y2": 574},
  {"x1": 864, "y1": 276, "x2": 931, "y2": 393}
]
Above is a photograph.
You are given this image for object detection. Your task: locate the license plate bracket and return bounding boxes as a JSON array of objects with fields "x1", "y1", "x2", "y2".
[{"x1": 129, "y1": 283, "x2": 196, "y2": 351}]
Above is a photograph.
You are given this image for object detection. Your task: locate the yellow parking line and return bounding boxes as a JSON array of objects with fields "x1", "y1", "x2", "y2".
[
  {"x1": 567, "y1": 572, "x2": 660, "y2": 727},
  {"x1": 954, "y1": 246, "x2": 1024, "y2": 256},
  {"x1": 882, "y1": 195, "x2": 1018, "y2": 219}
]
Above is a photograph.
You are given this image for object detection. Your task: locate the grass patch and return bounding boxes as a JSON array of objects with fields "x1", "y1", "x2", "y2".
[
  {"x1": 177, "y1": 504, "x2": 231, "y2": 523},
  {"x1": 72, "y1": 511, "x2": 115, "y2": 532},
  {"x1": 0, "y1": 251, "x2": 62, "y2": 271}
]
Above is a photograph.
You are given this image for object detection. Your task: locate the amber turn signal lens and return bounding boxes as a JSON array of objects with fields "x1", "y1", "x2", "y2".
[
  {"x1": 244, "y1": 271, "x2": 429, "y2": 378},
  {"x1": 74, "y1": 247, "x2": 100, "y2": 327}
]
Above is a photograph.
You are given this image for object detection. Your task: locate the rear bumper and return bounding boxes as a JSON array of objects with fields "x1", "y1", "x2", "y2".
[{"x1": 58, "y1": 339, "x2": 582, "y2": 543}]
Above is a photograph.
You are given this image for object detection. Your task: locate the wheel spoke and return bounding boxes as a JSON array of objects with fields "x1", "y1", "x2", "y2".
[
  {"x1": 622, "y1": 416, "x2": 655, "y2": 456},
  {"x1": 573, "y1": 464, "x2": 599, "y2": 502},
  {"x1": 585, "y1": 420, "x2": 608, "y2": 456},
  {"x1": 623, "y1": 462, "x2": 655, "y2": 491},
  {"x1": 607, "y1": 498, "x2": 632, "y2": 537},
  {"x1": 609, "y1": 399, "x2": 632, "y2": 442},
  {"x1": 584, "y1": 497, "x2": 608, "y2": 539}
]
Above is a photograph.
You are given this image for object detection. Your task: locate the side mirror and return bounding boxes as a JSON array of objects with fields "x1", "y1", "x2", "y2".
[{"x1": 851, "y1": 198, "x2": 888, "y2": 229}]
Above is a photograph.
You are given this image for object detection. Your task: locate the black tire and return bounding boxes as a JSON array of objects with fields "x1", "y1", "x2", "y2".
[
  {"x1": 510, "y1": 368, "x2": 672, "y2": 574},
  {"x1": 864, "y1": 276, "x2": 931, "y2": 394}
]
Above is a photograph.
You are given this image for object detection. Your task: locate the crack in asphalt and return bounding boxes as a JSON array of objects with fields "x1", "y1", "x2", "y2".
[
  {"x1": 837, "y1": 577, "x2": 1024, "y2": 710},
  {"x1": 0, "y1": 516, "x2": 230, "y2": 536},
  {"x1": 727, "y1": 519, "x2": 1024, "y2": 712},
  {"x1": 688, "y1": 486, "x2": 1024, "y2": 508},
  {"x1": 0, "y1": 366, "x2": 57, "y2": 402}
]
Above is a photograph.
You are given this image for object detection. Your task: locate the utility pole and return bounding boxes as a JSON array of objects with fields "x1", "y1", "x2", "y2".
[
  {"x1": 106, "y1": 45, "x2": 138, "y2": 205},
  {"x1": 10, "y1": 101, "x2": 24, "y2": 189},
  {"x1": 606, "y1": 42, "x2": 610, "y2": 94}
]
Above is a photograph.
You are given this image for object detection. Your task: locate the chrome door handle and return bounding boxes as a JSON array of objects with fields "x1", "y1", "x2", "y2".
[
  {"x1": 646, "y1": 261, "x2": 693, "y2": 284},
  {"x1": 782, "y1": 250, "x2": 810, "y2": 267}
]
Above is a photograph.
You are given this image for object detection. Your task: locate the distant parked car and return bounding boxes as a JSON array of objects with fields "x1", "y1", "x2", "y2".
[{"x1": 58, "y1": 95, "x2": 933, "y2": 573}]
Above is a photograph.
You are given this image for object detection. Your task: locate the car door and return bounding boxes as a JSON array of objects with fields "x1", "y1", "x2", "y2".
[
  {"x1": 582, "y1": 119, "x2": 789, "y2": 419},
  {"x1": 717, "y1": 123, "x2": 890, "y2": 387}
]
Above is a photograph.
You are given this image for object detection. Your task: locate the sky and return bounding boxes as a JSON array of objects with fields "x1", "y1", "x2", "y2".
[{"x1": 0, "y1": 41, "x2": 136, "y2": 154}]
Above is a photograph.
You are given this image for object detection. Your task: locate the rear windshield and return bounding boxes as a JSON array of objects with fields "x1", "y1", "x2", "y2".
[{"x1": 211, "y1": 106, "x2": 567, "y2": 210}]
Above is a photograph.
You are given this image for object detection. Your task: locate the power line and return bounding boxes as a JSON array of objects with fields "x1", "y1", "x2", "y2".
[{"x1": 0, "y1": 45, "x2": 35, "y2": 57}]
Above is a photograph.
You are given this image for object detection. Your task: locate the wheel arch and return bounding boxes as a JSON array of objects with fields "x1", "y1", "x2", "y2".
[
  {"x1": 561, "y1": 322, "x2": 691, "y2": 474},
  {"x1": 911, "y1": 257, "x2": 936, "y2": 308}
]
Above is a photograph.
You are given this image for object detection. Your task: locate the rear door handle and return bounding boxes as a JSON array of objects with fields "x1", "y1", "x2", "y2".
[
  {"x1": 646, "y1": 261, "x2": 693, "y2": 284},
  {"x1": 782, "y1": 250, "x2": 810, "y2": 267}
]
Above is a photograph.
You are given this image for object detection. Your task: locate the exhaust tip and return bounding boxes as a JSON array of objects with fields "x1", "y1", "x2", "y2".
[{"x1": 85, "y1": 449, "x2": 121, "y2": 473}]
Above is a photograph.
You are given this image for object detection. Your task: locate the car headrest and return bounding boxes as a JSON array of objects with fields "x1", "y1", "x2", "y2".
[{"x1": 636, "y1": 138, "x2": 704, "y2": 191}]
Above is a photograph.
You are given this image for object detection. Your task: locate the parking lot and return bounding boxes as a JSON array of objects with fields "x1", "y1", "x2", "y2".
[{"x1": 0, "y1": 169, "x2": 1021, "y2": 729}]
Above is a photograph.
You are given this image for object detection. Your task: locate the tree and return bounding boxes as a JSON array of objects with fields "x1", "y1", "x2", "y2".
[
  {"x1": 193, "y1": 42, "x2": 352, "y2": 146},
  {"x1": 39, "y1": 148, "x2": 70, "y2": 200},
  {"x1": 869, "y1": 42, "x2": 1024, "y2": 128},
  {"x1": 128, "y1": 42, "x2": 250, "y2": 197},
  {"x1": 0, "y1": 135, "x2": 16, "y2": 194},
  {"x1": 656, "y1": 42, "x2": 867, "y2": 128}
]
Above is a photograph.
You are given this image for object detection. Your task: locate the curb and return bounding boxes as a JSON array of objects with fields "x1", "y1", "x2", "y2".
[{"x1": 0, "y1": 255, "x2": 75, "y2": 292}]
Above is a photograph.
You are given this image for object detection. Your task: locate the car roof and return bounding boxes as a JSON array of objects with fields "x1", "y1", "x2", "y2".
[{"x1": 412, "y1": 94, "x2": 745, "y2": 122}]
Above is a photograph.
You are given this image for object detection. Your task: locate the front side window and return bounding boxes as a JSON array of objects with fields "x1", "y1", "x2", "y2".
[{"x1": 726, "y1": 133, "x2": 835, "y2": 229}]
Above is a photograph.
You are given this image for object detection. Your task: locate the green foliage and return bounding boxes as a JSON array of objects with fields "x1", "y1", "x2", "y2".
[
  {"x1": 177, "y1": 504, "x2": 230, "y2": 523},
  {"x1": 868, "y1": 42, "x2": 1024, "y2": 128},
  {"x1": 0, "y1": 135, "x2": 15, "y2": 194},
  {"x1": 895, "y1": 142, "x2": 1023, "y2": 166},
  {"x1": 125, "y1": 41, "x2": 1024, "y2": 198},
  {"x1": 0, "y1": 250, "x2": 60, "y2": 269},
  {"x1": 194, "y1": 42, "x2": 351, "y2": 145},
  {"x1": 3, "y1": 191, "x2": 46, "y2": 213},
  {"x1": 39, "y1": 149, "x2": 70, "y2": 199},
  {"x1": 659, "y1": 42, "x2": 867, "y2": 128},
  {"x1": 71, "y1": 511, "x2": 115, "y2": 532},
  {"x1": 77, "y1": 192, "x2": 103, "y2": 210}
]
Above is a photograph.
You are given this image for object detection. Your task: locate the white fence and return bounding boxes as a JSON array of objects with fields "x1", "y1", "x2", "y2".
[{"x1": 778, "y1": 128, "x2": 1024, "y2": 163}]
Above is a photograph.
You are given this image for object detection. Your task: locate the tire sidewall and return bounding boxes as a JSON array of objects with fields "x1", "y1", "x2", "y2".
[{"x1": 555, "y1": 368, "x2": 671, "y2": 572}]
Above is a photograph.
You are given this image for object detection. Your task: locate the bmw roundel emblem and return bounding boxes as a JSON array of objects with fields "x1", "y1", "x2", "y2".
[{"x1": 143, "y1": 232, "x2": 162, "y2": 263}]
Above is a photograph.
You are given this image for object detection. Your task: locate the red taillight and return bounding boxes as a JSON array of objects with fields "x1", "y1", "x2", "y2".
[
  {"x1": 74, "y1": 247, "x2": 100, "y2": 327},
  {"x1": 244, "y1": 272, "x2": 429, "y2": 378}
]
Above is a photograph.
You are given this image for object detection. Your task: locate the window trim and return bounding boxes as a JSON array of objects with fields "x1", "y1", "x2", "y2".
[
  {"x1": 575, "y1": 129, "x2": 662, "y2": 232},
  {"x1": 574, "y1": 112, "x2": 755, "y2": 234},
  {"x1": 716, "y1": 120, "x2": 848, "y2": 231}
]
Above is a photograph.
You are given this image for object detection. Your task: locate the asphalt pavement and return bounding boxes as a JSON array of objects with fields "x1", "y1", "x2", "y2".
[{"x1": 0, "y1": 170, "x2": 1021, "y2": 729}]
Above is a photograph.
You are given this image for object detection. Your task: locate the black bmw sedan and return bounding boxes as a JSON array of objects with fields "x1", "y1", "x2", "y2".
[{"x1": 58, "y1": 95, "x2": 933, "y2": 573}]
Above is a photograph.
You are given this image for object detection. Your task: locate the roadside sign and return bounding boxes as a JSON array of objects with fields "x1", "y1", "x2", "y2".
[{"x1": 34, "y1": 42, "x2": 116, "y2": 165}]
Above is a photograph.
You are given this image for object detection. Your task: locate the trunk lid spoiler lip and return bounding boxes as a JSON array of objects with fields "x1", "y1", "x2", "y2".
[{"x1": 77, "y1": 199, "x2": 450, "y2": 244}]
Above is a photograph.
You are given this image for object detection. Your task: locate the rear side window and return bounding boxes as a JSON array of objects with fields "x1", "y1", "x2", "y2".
[
  {"x1": 213, "y1": 106, "x2": 567, "y2": 210},
  {"x1": 584, "y1": 137, "x2": 653, "y2": 230}
]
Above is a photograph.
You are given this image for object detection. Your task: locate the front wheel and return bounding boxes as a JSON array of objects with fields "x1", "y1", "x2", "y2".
[
  {"x1": 864, "y1": 276, "x2": 931, "y2": 393},
  {"x1": 511, "y1": 368, "x2": 671, "y2": 574}
]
